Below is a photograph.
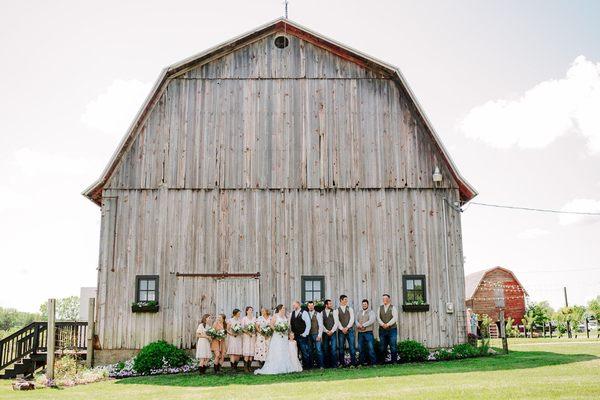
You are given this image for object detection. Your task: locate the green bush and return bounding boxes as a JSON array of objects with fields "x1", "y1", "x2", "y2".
[
  {"x1": 397, "y1": 340, "x2": 429, "y2": 363},
  {"x1": 133, "y1": 340, "x2": 189, "y2": 374},
  {"x1": 433, "y1": 348, "x2": 454, "y2": 361},
  {"x1": 451, "y1": 343, "x2": 480, "y2": 359}
]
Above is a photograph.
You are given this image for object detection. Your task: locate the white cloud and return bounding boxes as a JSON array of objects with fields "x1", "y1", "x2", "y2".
[
  {"x1": 559, "y1": 198, "x2": 600, "y2": 225},
  {"x1": 517, "y1": 228, "x2": 550, "y2": 240},
  {"x1": 81, "y1": 79, "x2": 152, "y2": 139},
  {"x1": 460, "y1": 56, "x2": 600, "y2": 153}
]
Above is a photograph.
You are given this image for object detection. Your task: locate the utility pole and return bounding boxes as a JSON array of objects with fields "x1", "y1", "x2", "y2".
[{"x1": 564, "y1": 287, "x2": 571, "y2": 338}]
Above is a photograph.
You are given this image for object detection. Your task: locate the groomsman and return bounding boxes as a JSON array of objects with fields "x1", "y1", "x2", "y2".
[
  {"x1": 356, "y1": 299, "x2": 377, "y2": 366},
  {"x1": 306, "y1": 301, "x2": 324, "y2": 369},
  {"x1": 322, "y1": 299, "x2": 338, "y2": 368},
  {"x1": 377, "y1": 294, "x2": 399, "y2": 364},
  {"x1": 334, "y1": 294, "x2": 357, "y2": 367},
  {"x1": 290, "y1": 300, "x2": 312, "y2": 369}
]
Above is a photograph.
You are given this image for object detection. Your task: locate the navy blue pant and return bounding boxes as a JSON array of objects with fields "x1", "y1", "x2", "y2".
[
  {"x1": 322, "y1": 331, "x2": 338, "y2": 367},
  {"x1": 337, "y1": 327, "x2": 357, "y2": 366},
  {"x1": 297, "y1": 334, "x2": 312, "y2": 369},
  {"x1": 379, "y1": 327, "x2": 398, "y2": 363},
  {"x1": 358, "y1": 331, "x2": 377, "y2": 365},
  {"x1": 309, "y1": 333, "x2": 325, "y2": 368}
]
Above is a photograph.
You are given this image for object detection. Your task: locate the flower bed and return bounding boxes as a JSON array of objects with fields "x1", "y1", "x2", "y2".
[{"x1": 108, "y1": 357, "x2": 200, "y2": 379}]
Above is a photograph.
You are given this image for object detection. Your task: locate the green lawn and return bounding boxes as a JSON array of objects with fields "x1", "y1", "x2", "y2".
[{"x1": 1, "y1": 339, "x2": 599, "y2": 399}]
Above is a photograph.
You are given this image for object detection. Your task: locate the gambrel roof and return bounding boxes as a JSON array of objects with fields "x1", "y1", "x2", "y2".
[
  {"x1": 465, "y1": 266, "x2": 529, "y2": 300},
  {"x1": 83, "y1": 18, "x2": 477, "y2": 205}
]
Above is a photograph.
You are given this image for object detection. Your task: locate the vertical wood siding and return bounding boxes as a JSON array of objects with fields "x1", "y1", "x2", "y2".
[
  {"x1": 97, "y1": 188, "x2": 466, "y2": 349},
  {"x1": 95, "y1": 31, "x2": 468, "y2": 351}
]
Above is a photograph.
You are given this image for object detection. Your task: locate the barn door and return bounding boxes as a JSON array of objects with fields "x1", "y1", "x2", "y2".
[{"x1": 215, "y1": 278, "x2": 260, "y2": 317}]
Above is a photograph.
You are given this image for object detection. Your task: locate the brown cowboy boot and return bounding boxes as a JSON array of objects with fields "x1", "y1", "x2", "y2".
[
  {"x1": 244, "y1": 360, "x2": 250, "y2": 373},
  {"x1": 199, "y1": 365, "x2": 206, "y2": 375},
  {"x1": 213, "y1": 364, "x2": 220, "y2": 374}
]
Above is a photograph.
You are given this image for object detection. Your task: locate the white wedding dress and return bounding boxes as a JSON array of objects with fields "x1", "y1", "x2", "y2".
[{"x1": 254, "y1": 315, "x2": 303, "y2": 375}]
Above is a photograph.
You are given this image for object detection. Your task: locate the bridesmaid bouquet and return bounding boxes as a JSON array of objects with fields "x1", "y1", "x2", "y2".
[
  {"x1": 259, "y1": 326, "x2": 273, "y2": 337},
  {"x1": 273, "y1": 321, "x2": 289, "y2": 334},
  {"x1": 231, "y1": 324, "x2": 243, "y2": 335},
  {"x1": 243, "y1": 324, "x2": 256, "y2": 335},
  {"x1": 207, "y1": 327, "x2": 226, "y2": 340}
]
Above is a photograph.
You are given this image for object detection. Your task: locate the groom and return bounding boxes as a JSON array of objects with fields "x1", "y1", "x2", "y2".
[{"x1": 290, "y1": 300, "x2": 312, "y2": 369}]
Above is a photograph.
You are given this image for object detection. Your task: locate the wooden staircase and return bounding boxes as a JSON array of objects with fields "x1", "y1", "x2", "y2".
[
  {"x1": 488, "y1": 323, "x2": 499, "y2": 339},
  {"x1": 0, "y1": 322, "x2": 88, "y2": 379}
]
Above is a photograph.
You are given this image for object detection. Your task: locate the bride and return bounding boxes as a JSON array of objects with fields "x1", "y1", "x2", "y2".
[{"x1": 254, "y1": 304, "x2": 302, "y2": 375}]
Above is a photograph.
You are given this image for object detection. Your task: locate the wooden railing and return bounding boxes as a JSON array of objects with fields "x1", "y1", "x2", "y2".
[{"x1": 0, "y1": 321, "x2": 87, "y2": 371}]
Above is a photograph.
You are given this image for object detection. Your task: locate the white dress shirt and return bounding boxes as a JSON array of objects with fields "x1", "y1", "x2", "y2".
[
  {"x1": 308, "y1": 310, "x2": 324, "y2": 338},
  {"x1": 289, "y1": 308, "x2": 311, "y2": 337},
  {"x1": 377, "y1": 304, "x2": 398, "y2": 327},
  {"x1": 356, "y1": 308, "x2": 376, "y2": 329},
  {"x1": 333, "y1": 305, "x2": 355, "y2": 330},
  {"x1": 322, "y1": 308, "x2": 338, "y2": 333}
]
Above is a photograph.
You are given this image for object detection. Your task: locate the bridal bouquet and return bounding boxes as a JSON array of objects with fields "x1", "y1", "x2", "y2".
[
  {"x1": 273, "y1": 321, "x2": 289, "y2": 334},
  {"x1": 206, "y1": 327, "x2": 226, "y2": 340},
  {"x1": 231, "y1": 324, "x2": 243, "y2": 335},
  {"x1": 259, "y1": 325, "x2": 273, "y2": 337},
  {"x1": 243, "y1": 324, "x2": 256, "y2": 335}
]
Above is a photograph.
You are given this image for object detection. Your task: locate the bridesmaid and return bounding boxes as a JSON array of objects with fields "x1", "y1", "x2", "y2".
[
  {"x1": 210, "y1": 314, "x2": 226, "y2": 374},
  {"x1": 254, "y1": 308, "x2": 271, "y2": 367},
  {"x1": 195, "y1": 314, "x2": 212, "y2": 374},
  {"x1": 241, "y1": 306, "x2": 257, "y2": 372},
  {"x1": 227, "y1": 308, "x2": 244, "y2": 371}
]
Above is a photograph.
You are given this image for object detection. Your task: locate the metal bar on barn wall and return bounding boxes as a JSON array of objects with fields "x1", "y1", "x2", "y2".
[
  {"x1": 86, "y1": 298, "x2": 95, "y2": 368},
  {"x1": 175, "y1": 272, "x2": 260, "y2": 278},
  {"x1": 46, "y1": 299, "x2": 56, "y2": 380}
]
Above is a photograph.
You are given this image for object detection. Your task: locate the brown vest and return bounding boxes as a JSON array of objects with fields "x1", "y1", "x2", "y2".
[
  {"x1": 358, "y1": 310, "x2": 373, "y2": 332},
  {"x1": 379, "y1": 305, "x2": 395, "y2": 329},
  {"x1": 338, "y1": 306, "x2": 350, "y2": 327},
  {"x1": 323, "y1": 309, "x2": 336, "y2": 330},
  {"x1": 309, "y1": 311, "x2": 319, "y2": 334}
]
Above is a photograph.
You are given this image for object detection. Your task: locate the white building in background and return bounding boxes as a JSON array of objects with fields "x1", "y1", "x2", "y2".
[{"x1": 79, "y1": 287, "x2": 97, "y2": 322}]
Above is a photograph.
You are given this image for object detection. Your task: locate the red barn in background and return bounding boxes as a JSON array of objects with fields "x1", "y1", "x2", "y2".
[{"x1": 465, "y1": 267, "x2": 528, "y2": 326}]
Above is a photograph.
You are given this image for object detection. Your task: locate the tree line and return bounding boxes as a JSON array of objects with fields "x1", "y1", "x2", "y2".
[{"x1": 0, "y1": 296, "x2": 80, "y2": 339}]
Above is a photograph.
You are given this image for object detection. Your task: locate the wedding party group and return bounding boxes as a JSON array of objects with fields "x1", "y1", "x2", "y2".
[{"x1": 194, "y1": 294, "x2": 399, "y2": 375}]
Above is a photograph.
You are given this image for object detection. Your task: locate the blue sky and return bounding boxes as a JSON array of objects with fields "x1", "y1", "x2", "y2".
[{"x1": 1, "y1": 0, "x2": 599, "y2": 311}]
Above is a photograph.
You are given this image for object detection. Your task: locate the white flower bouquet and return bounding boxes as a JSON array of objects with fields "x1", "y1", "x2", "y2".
[
  {"x1": 206, "y1": 327, "x2": 226, "y2": 340},
  {"x1": 273, "y1": 321, "x2": 289, "y2": 334},
  {"x1": 231, "y1": 324, "x2": 243, "y2": 335},
  {"x1": 259, "y1": 325, "x2": 273, "y2": 337},
  {"x1": 243, "y1": 323, "x2": 256, "y2": 335}
]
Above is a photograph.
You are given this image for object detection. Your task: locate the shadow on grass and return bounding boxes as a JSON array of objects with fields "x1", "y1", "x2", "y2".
[{"x1": 115, "y1": 350, "x2": 597, "y2": 388}]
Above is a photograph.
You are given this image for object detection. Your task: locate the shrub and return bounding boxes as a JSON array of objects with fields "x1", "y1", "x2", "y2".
[
  {"x1": 433, "y1": 348, "x2": 454, "y2": 361},
  {"x1": 133, "y1": 340, "x2": 189, "y2": 374},
  {"x1": 397, "y1": 340, "x2": 429, "y2": 363},
  {"x1": 451, "y1": 343, "x2": 480, "y2": 359}
]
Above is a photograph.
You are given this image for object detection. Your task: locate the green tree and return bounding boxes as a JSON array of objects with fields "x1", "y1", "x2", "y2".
[
  {"x1": 0, "y1": 307, "x2": 42, "y2": 339},
  {"x1": 588, "y1": 296, "x2": 600, "y2": 321},
  {"x1": 521, "y1": 310, "x2": 535, "y2": 337},
  {"x1": 527, "y1": 301, "x2": 553, "y2": 327},
  {"x1": 39, "y1": 296, "x2": 80, "y2": 321}
]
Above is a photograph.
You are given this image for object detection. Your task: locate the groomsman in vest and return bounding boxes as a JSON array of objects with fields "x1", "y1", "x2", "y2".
[
  {"x1": 356, "y1": 299, "x2": 377, "y2": 366},
  {"x1": 306, "y1": 301, "x2": 324, "y2": 369},
  {"x1": 290, "y1": 300, "x2": 312, "y2": 369},
  {"x1": 377, "y1": 294, "x2": 399, "y2": 364},
  {"x1": 322, "y1": 299, "x2": 338, "y2": 368},
  {"x1": 334, "y1": 294, "x2": 357, "y2": 367}
]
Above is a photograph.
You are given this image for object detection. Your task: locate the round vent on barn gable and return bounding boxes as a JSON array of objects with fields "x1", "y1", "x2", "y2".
[{"x1": 274, "y1": 35, "x2": 289, "y2": 49}]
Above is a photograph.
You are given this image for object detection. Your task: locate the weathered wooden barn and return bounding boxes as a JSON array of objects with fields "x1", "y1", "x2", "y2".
[
  {"x1": 83, "y1": 19, "x2": 477, "y2": 363},
  {"x1": 465, "y1": 267, "x2": 528, "y2": 324}
]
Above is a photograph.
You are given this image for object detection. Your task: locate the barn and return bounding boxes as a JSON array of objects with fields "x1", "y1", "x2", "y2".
[
  {"x1": 464, "y1": 267, "x2": 528, "y2": 333},
  {"x1": 83, "y1": 18, "x2": 477, "y2": 364}
]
